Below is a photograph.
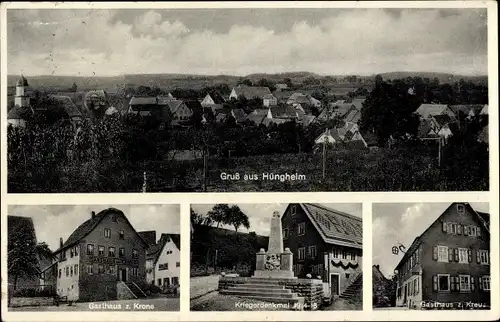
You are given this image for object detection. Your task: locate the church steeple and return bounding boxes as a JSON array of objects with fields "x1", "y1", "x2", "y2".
[{"x1": 15, "y1": 74, "x2": 30, "y2": 108}]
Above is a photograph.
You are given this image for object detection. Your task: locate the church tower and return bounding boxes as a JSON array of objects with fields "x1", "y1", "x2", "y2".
[{"x1": 15, "y1": 75, "x2": 30, "y2": 108}]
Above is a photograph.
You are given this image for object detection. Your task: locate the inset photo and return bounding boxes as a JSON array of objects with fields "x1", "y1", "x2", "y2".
[
  {"x1": 372, "y1": 202, "x2": 490, "y2": 310},
  {"x1": 6, "y1": 204, "x2": 180, "y2": 312},
  {"x1": 190, "y1": 203, "x2": 363, "y2": 311}
]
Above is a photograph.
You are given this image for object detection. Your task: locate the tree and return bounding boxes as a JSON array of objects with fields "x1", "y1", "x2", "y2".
[
  {"x1": 227, "y1": 205, "x2": 250, "y2": 232},
  {"x1": 207, "y1": 204, "x2": 231, "y2": 228},
  {"x1": 8, "y1": 224, "x2": 52, "y2": 291},
  {"x1": 237, "y1": 79, "x2": 253, "y2": 87},
  {"x1": 283, "y1": 77, "x2": 293, "y2": 89}
]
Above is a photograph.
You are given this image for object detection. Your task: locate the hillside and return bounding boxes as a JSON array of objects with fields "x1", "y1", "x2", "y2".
[
  {"x1": 191, "y1": 224, "x2": 268, "y2": 276},
  {"x1": 378, "y1": 71, "x2": 488, "y2": 85}
]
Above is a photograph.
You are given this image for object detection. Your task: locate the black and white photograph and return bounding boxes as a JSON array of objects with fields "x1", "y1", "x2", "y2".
[
  {"x1": 6, "y1": 204, "x2": 181, "y2": 312},
  {"x1": 372, "y1": 202, "x2": 490, "y2": 310},
  {"x1": 190, "y1": 203, "x2": 362, "y2": 311},
  {"x1": 5, "y1": 7, "x2": 489, "y2": 193}
]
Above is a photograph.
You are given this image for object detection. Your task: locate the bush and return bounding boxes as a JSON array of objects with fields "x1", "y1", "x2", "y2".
[{"x1": 12, "y1": 287, "x2": 57, "y2": 298}]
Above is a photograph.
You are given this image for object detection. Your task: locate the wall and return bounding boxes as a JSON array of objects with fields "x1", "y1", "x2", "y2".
[
  {"x1": 421, "y1": 204, "x2": 490, "y2": 305},
  {"x1": 117, "y1": 281, "x2": 137, "y2": 300},
  {"x1": 325, "y1": 249, "x2": 363, "y2": 295},
  {"x1": 9, "y1": 297, "x2": 56, "y2": 308},
  {"x1": 78, "y1": 211, "x2": 147, "y2": 302},
  {"x1": 56, "y1": 246, "x2": 80, "y2": 301},
  {"x1": 154, "y1": 238, "x2": 181, "y2": 287},
  {"x1": 218, "y1": 276, "x2": 323, "y2": 311}
]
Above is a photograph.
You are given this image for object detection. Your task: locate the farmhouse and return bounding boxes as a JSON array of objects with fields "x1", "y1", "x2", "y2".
[
  {"x1": 229, "y1": 85, "x2": 271, "y2": 100},
  {"x1": 48, "y1": 95, "x2": 83, "y2": 123},
  {"x1": 201, "y1": 92, "x2": 225, "y2": 107},
  {"x1": 314, "y1": 125, "x2": 368, "y2": 149},
  {"x1": 448, "y1": 105, "x2": 486, "y2": 119},
  {"x1": 275, "y1": 83, "x2": 289, "y2": 91},
  {"x1": 394, "y1": 203, "x2": 490, "y2": 309},
  {"x1": 230, "y1": 108, "x2": 248, "y2": 124},
  {"x1": 51, "y1": 208, "x2": 148, "y2": 302},
  {"x1": 286, "y1": 92, "x2": 321, "y2": 108},
  {"x1": 267, "y1": 105, "x2": 298, "y2": 120},
  {"x1": 245, "y1": 109, "x2": 269, "y2": 126},
  {"x1": 263, "y1": 94, "x2": 278, "y2": 107},
  {"x1": 415, "y1": 103, "x2": 455, "y2": 120},
  {"x1": 140, "y1": 231, "x2": 180, "y2": 289},
  {"x1": 281, "y1": 203, "x2": 363, "y2": 300}
]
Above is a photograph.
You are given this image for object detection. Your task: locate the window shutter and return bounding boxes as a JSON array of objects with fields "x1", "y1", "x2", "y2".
[
  {"x1": 468, "y1": 249, "x2": 472, "y2": 263},
  {"x1": 448, "y1": 249, "x2": 453, "y2": 262},
  {"x1": 442, "y1": 221, "x2": 447, "y2": 232},
  {"x1": 433, "y1": 275, "x2": 438, "y2": 291},
  {"x1": 479, "y1": 277, "x2": 483, "y2": 291},
  {"x1": 471, "y1": 277, "x2": 475, "y2": 291},
  {"x1": 477, "y1": 227, "x2": 481, "y2": 237},
  {"x1": 457, "y1": 224, "x2": 462, "y2": 235},
  {"x1": 476, "y1": 251, "x2": 481, "y2": 264},
  {"x1": 450, "y1": 276, "x2": 455, "y2": 291},
  {"x1": 464, "y1": 226, "x2": 469, "y2": 236},
  {"x1": 454, "y1": 248, "x2": 459, "y2": 262},
  {"x1": 416, "y1": 278, "x2": 419, "y2": 294},
  {"x1": 455, "y1": 276, "x2": 461, "y2": 291},
  {"x1": 433, "y1": 246, "x2": 438, "y2": 261}
]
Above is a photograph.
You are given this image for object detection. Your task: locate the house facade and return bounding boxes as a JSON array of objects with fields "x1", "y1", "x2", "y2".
[
  {"x1": 152, "y1": 234, "x2": 181, "y2": 288},
  {"x1": 281, "y1": 203, "x2": 363, "y2": 298},
  {"x1": 52, "y1": 208, "x2": 148, "y2": 302},
  {"x1": 394, "y1": 203, "x2": 490, "y2": 309},
  {"x1": 229, "y1": 85, "x2": 271, "y2": 100},
  {"x1": 263, "y1": 94, "x2": 278, "y2": 107}
]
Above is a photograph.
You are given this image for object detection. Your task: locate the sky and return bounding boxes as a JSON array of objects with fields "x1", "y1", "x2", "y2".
[
  {"x1": 8, "y1": 204, "x2": 180, "y2": 251},
  {"x1": 191, "y1": 203, "x2": 362, "y2": 236},
  {"x1": 372, "y1": 202, "x2": 489, "y2": 278},
  {"x1": 7, "y1": 8, "x2": 488, "y2": 77}
]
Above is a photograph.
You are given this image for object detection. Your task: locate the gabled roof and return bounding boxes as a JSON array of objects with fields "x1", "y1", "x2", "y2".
[
  {"x1": 129, "y1": 96, "x2": 158, "y2": 105},
  {"x1": 246, "y1": 109, "x2": 268, "y2": 125},
  {"x1": 269, "y1": 105, "x2": 297, "y2": 119},
  {"x1": 330, "y1": 103, "x2": 356, "y2": 118},
  {"x1": 299, "y1": 203, "x2": 362, "y2": 249},
  {"x1": 300, "y1": 115, "x2": 316, "y2": 127},
  {"x1": 273, "y1": 90, "x2": 296, "y2": 101},
  {"x1": 138, "y1": 231, "x2": 157, "y2": 247},
  {"x1": 345, "y1": 108, "x2": 361, "y2": 123},
  {"x1": 351, "y1": 98, "x2": 366, "y2": 111},
  {"x1": 53, "y1": 208, "x2": 148, "y2": 254},
  {"x1": 432, "y1": 114, "x2": 455, "y2": 128},
  {"x1": 415, "y1": 103, "x2": 449, "y2": 119},
  {"x1": 8, "y1": 106, "x2": 32, "y2": 120},
  {"x1": 166, "y1": 100, "x2": 185, "y2": 113},
  {"x1": 478, "y1": 125, "x2": 488, "y2": 144},
  {"x1": 480, "y1": 105, "x2": 488, "y2": 115},
  {"x1": 417, "y1": 120, "x2": 437, "y2": 138},
  {"x1": 231, "y1": 108, "x2": 247, "y2": 122},
  {"x1": 395, "y1": 203, "x2": 490, "y2": 271},
  {"x1": 17, "y1": 75, "x2": 28, "y2": 87},
  {"x1": 232, "y1": 86, "x2": 271, "y2": 99},
  {"x1": 48, "y1": 95, "x2": 82, "y2": 118},
  {"x1": 208, "y1": 104, "x2": 224, "y2": 114},
  {"x1": 204, "y1": 92, "x2": 226, "y2": 104},
  {"x1": 263, "y1": 94, "x2": 276, "y2": 100},
  {"x1": 315, "y1": 128, "x2": 341, "y2": 143},
  {"x1": 157, "y1": 96, "x2": 177, "y2": 105}
]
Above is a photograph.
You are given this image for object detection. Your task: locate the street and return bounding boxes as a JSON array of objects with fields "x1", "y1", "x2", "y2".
[
  {"x1": 190, "y1": 275, "x2": 220, "y2": 299},
  {"x1": 9, "y1": 297, "x2": 180, "y2": 312}
]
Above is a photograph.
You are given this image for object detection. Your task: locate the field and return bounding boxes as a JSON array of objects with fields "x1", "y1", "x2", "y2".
[{"x1": 8, "y1": 144, "x2": 488, "y2": 193}]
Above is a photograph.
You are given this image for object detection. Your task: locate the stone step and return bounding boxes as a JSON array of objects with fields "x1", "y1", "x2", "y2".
[
  {"x1": 231, "y1": 284, "x2": 286, "y2": 290},
  {"x1": 221, "y1": 289, "x2": 299, "y2": 299},
  {"x1": 231, "y1": 294, "x2": 305, "y2": 306},
  {"x1": 227, "y1": 287, "x2": 292, "y2": 294}
]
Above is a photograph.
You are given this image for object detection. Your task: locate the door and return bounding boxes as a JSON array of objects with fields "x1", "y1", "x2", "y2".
[
  {"x1": 403, "y1": 284, "x2": 407, "y2": 304},
  {"x1": 330, "y1": 274, "x2": 340, "y2": 296},
  {"x1": 119, "y1": 269, "x2": 127, "y2": 282}
]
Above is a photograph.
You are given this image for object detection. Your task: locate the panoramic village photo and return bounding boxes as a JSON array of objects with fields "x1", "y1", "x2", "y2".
[
  {"x1": 6, "y1": 8, "x2": 489, "y2": 193},
  {"x1": 190, "y1": 203, "x2": 363, "y2": 311},
  {"x1": 6, "y1": 204, "x2": 181, "y2": 312},
  {"x1": 372, "y1": 202, "x2": 490, "y2": 310}
]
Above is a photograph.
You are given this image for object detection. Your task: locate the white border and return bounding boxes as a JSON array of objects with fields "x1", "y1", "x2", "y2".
[{"x1": 1, "y1": 1, "x2": 498, "y2": 321}]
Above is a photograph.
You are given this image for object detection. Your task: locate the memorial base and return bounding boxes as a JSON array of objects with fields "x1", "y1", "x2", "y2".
[{"x1": 252, "y1": 270, "x2": 296, "y2": 279}]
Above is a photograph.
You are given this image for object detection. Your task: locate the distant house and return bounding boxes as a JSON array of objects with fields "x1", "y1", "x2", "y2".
[
  {"x1": 245, "y1": 109, "x2": 269, "y2": 126},
  {"x1": 201, "y1": 92, "x2": 225, "y2": 107},
  {"x1": 429, "y1": 114, "x2": 459, "y2": 140},
  {"x1": 48, "y1": 95, "x2": 83, "y2": 122},
  {"x1": 229, "y1": 85, "x2": 271, "y2": 100},
  {"x1": 230, "y1": 108, "x2": 248, "y2": 124},
  {"x1": 275, "y1": 83, "x2": 289, "y2": 91},
  {"x1": 317, "y1": 103, "x2": 357, "y2": 122},
  {"x1": 267, "y1": 105, "x2": 298, "y2": 120},
  {"x1": 287, "y1": 92, "x2": 321, "y2": 108},
  {"x1": 415, "y1": 103, "x2": 455, "y2": 120},
  {"x1": 315, "y1": 125, "x2": 368, "y2": 149},
  {"x1": 394, "y1": 203, "x2": 490, "y2": 309},
  {"x1": 448, "y1": 105, "x2": 486, "y2": 119},
  {"x1": 273, "y1": 90, "x2": 296, "y2": 103},
  {"x1": 7, "y1": 106, "x2": 32, "y2": 128},
  {"x1": 299, "y1": 114, "x2": 317, "y2": 127},
  {"x1": 128, "y1": 96, "x2": 164, "y2": 118},
  {"x1": 262, "y1": 94, "x2": 278, "y2": 107}
]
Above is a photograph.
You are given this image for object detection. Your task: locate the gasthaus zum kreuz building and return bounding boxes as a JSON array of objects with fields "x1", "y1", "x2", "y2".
[
  {"x1": 51, "y1": 208, "x2": 149, "y2": 302},
  {"x1": 394, "y1": 203, "x2": 490, "y2": 309}
]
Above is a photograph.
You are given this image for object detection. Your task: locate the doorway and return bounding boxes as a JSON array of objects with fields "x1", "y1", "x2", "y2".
[
  {"x1": 118, "y1": 268, "x2": 127, "y2": 282},
  {"x1": 330, "y1": 273, "x2": 340, "y2": 296}
]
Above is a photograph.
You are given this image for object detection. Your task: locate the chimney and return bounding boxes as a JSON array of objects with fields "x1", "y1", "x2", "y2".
[
  {"x1": 91, "y1": 211, "x2": 96, "y2": 219},
  {"x1": 59, "y1": 237, "x2": 63, "y2": 248}
]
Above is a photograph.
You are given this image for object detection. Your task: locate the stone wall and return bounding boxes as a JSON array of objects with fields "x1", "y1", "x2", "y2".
[
  {"x1": 116, "y1": 282, "x2": 136, "y2": 300},
  {"x1": 218, "y1": 276, "x2": 323, "y2": 311},
  {"x1": 9, "y1": 297, "x2": 56, "y2": 307}
]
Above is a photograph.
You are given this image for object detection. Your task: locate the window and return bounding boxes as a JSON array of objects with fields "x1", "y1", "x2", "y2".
[
  {"x1": 459, "y1": 275, "x2": 471, "y2": 292},
  {"x1": 70, "y1": 266, "x2": 73, "y2": 276},
  {"x1": 437, "y1": 246, "x2": 449, "y2": 262},
  {"x1": 458, "y1": 248, "x2": 469, "y2": 264},
  {"x1": 291, "y1": 205, "x2": 296, "y2": 215},
  {"x1": 478, "y1": 250, "x2": 489, "y2": 265},
  {"x1": 176, "y1": 262, "x2": 180, "y2": 267},
  {"x1": 164, "y1": 277, "x2": 170, "y2": 286},
  {"x1": 104, "y1": 228, "x2": 111, "y2": 238},
  {"x1": 66, "y1": 267, "x2": 69, "y2": 277},
  {"x1": 98, "y1": 245, "x2": 105, "y2": 256},
  {"x1": 332, "y1": 249, "x2": 340, "y2": 259},
  {"x1": 415, "y1": 278, "x2": 419, "y2": 294},
  {"x1": 58, "y1": 269, "x2": 62, "y2": 278},
  {"x1": 457, "y1": 204, "x2": 465, "y2": 214},
  {"x1": 298, "y1": 247, "x2": 305, "y2": 260},
  {"x1": 159, "y1": 263, "x2": 169, "y2": 270},
  {"x1": 481, "y1": 276, "x2": 490, "y2": 291},
  {"x1": 119, "y1": 230, "x2": 124, "y2": 240},
  {"x1": 437, "y1": 274, "x2": 450, "y2": 292},
  {"x1": 74, "y1": 246, "x2": 78, "y2": 256},
  {"x1": 109, "y1": 265, "x2": 115, "y2": 275},
  {"x1": 308, "y1": 245, "x2": 317, "y2": 259},
  {"x1": 131, "y1": 268, "x2": 138, "y2": 276},
  {"x1": 132, "y1": 249, "x2": 138, "y2": 258},
  {"x1": 158, "y1": 278, "x2": 162, "y2": 286},
  {"x1": 342, "y1": 250, "x2": 348, "y2": 260},
  {"x1": 112, "y1": 215, "x2": 117, "y2": 223},
  {"x1": 108, "y1": 247, "x2": 116, "y2": 257},
  {"x1": 74, "y1": 264, "x2": 78, "y2": 275},
  {"x1": 119, "y1": 248, "x2": 125, "y2": 257},
  {"x1": 283, "y1": 228, "x2": 289, "y2": 239},
  {"x1": 70, "y1": 249, "x2": 74, "y2": 258},
  {"x1": 297, "y1": 222, "x2": 305, "y2": 235},
  {"x1": 87, "y1": 265, "x2": 93, "y2": 275},
  {"x1": 98, "y1": 265, "x2": 104, "y2": 274},
  {"x1": 87, "y1": 244, "x2": 94, "y2": 255},
  {"x1": 350, "y1": 253, "x2": 356, "y2": 261},
  {"x1": 172, "y1": 277, "x2": 179, "y2": 285}
]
